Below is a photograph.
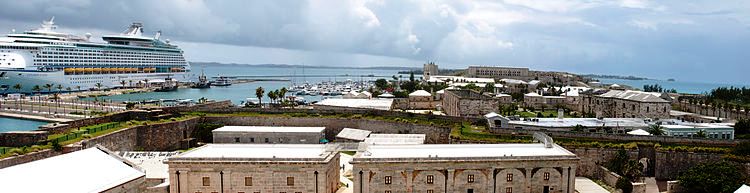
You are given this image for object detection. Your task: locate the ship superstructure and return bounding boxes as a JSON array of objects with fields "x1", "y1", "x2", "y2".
[{"x1": 0, "y1": 17, "x2": 190, "y2": 92}]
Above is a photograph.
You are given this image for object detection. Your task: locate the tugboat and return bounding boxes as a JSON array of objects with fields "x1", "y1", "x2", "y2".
[
  {"x1": 154, "y1": 78, "x2": 178, "y2": 92},
  {"x1": 213, "y1": 76, "x2": 232, "y2": 86},
  {"x1": 191, "y1": 70, "x2": 211, "y2": 89}
]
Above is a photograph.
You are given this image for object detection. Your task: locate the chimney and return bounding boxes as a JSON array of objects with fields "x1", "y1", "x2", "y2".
[{"x1": 558, "y1": 108, "x2": 564, "y2": 119}]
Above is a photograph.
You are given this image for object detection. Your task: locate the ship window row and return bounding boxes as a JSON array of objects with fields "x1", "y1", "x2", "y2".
[
  {"x1": 37, "y1": 56, "x2": 185, "y2": 61},
  {"x1": 70, "y1": 77, "x2": 105, "y2": 80},
  {"x1": 40, "y1": 52, "x2": 182, "y2": 57},
  {"x1": 42, "y1": 49, "x2": 181, "y2": 56}
]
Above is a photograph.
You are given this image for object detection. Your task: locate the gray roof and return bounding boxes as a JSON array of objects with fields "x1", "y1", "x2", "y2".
[
  {"x1": 598, "y1": 90, "x2": 669, "y2": 103},
  {"x1": 336, "y1": 128, "x2": 372, "y2": 141}
]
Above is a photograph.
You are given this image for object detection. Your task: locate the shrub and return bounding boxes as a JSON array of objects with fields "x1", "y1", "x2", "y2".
[
  {"x1": 677, "y1": 161, "x2": 747, "y2": 193},
  {"x1": 616, "y1": 178, "x2": 633, "y2": 193}
]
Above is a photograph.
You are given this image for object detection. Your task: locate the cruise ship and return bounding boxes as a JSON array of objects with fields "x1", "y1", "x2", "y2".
[{"x1": 0, "y1": 17, "x2": 191, "y2": 93}]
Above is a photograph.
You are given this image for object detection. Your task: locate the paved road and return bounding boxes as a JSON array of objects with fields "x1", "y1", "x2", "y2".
[
  {"x1": 337, "y1": 153, "x2": 354, "y2": 193},
  {"x1": 575, "y1": 177, "x2": 611, "y2": 193},
  {"x1": 644, "y1": 177, "x2": 660, "y2": 193}
]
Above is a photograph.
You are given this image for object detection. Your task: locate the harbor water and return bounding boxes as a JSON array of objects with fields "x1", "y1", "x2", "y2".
[
  {"x1": 595, "y1": 78, "x2": 749, "y2": 94},
  {"x1": 0, "y1": 117, "x2": 48, "y2": 132},
  {"x1": 88, "y1": 64, "x2": 409, "y2": 105}
]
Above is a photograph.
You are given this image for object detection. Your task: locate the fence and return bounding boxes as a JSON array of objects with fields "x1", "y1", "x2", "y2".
[{"x1": 47, "y1": 122, "x2": 121, "y2": 144}]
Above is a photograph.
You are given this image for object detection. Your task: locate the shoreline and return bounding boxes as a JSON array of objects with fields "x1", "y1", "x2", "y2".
[{"x1": 0, "y1": 111, "x2": 70, "y2": 123}]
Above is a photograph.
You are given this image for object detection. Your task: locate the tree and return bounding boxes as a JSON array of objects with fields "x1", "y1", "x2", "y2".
[
  {"x1": 94, "y1": 83, "x2": 103, "y2": 91},
  {"x1": 279, "y1": 87, "x2": 288, "y2": 104},
  {"x1": 31, "y1": 85, "x2": 41, "y2": 112},
  {"x1": 375, "y1": 79, "x2": 389, "y2": 90},
  {"x1": 647, "y1": 124, "x2": 664, "y2": 136},
  {"x1": 482, "y1": 83, "x2": 495, "y2": 94},
  {"x1": 572, "y1": 124, "x2": 586, "y2": 132},
  {"x1": 120, "y1": 80, "x2": 127, "y2": 88},
  {"x1": 606, "y1": 149, "x2": 641, "y2": 180},
  {"x1": 695, "y1": 130, "x2": 707, "y2": 138},
  {"x1": 255, "y1": 87, "x2": 265, "y2": 107},
  {"x1": 463, "y1": 83, "x2": 481, "y2": 92},
  {"x1": 12, "y1": 84, "x2": 21, "y2": 109},
  {"x1": 267, "y1": 90, "x2": 277, "y2": 105},
  {"x1": 677, "y1": 161, "x2": 747, "y2": 193},
  {"x1": 734, "y1": 119, "x2": 750, "y2": 135},
  {"x1": 733, "y1": 141, "x2": 750, "y2": 156}
]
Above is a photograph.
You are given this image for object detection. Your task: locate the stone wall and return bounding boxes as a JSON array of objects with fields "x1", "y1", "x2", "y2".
[
  {"x1": 490, "y1": 128, "x2": 739, "y2": 147},
  {"x1": 674, "y1": 101, "x2": 749, "y2": 120},
  {"x1": 0, "y1": 131, "x2": 47, "y2": 147},
  {"x1": 653, "y1": 150, "x2": 724, "y2": 180},
  {"x1": 84, "y1": 117, "x2": 201, "y2": 151},
  {"x1": 202, "y1": 116, "x2": 451, "y2": 144}
]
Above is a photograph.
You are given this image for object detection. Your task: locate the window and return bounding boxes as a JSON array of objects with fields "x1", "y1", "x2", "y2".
[
  {"x1": 543, "y1": 172, "x2": 550, "y2": 180},
  {"x1": 251, "y1": 138, "x2": 255, "y2": 142},
  {"x1": 385, "y1": 191, "x2": 392, "y2": 193},
  {"x1": 265, "y1": 138, "x2": 270, "y2": 143},
  {"x1": 507, "y1": 174, "x2": 513, "y2": 182},
  {"x1": 506, "y1": 187, "x2": 512, "y2": 193},
  {"x1": 245, "y1": 177, "x2": 253, "y2": 186},
  {"x1": 427, "y1": 175, "x2": 434, "y2": 184},
  {"x1": 427, "y1": 190, "x2": 433, "y2": 193},
  {"x1": 385, "y1": 176, "x2": 392, "y2": 184},
  {"x1": 202, "y1": 177, "x2": 210, "y2": 186},
  {"x1": 468, "y1": 174, "x2": 475, "y2": 183},
  {"x1": 295, "y1": 192, "x2": 302, "y2": 193},
  {"x1": 235, "y1": 137, "x2": 240, "y2": 143},
  {"x1": 287, "y1": 177, "x2": 294, "y2": 186}
]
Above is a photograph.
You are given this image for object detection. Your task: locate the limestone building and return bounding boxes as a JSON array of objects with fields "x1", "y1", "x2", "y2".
[
  {"x1": 424, "y1": 62, "x2": 439, "y2": 80},
  {"x1": 212, "y1": 126, "x2": 326, "y2": 144},
  {"x1": 466, "y1": 66, "x2": 530, "y2": 80},
  {"x1": 442, "y1": 89, "x2": 500, "y2": 117},
  {"x1": 408, "y1": 90, "x2": 438, "y2": 109},
  {"x1": 581, "y1": 90, "x2": 672, "y2": 119},
  {"x1": 166, "y1": 144, "x2": 340, "y2": 193},
  {"x1": 351, "y1": 143, "x2": 579, "y2": 193}
]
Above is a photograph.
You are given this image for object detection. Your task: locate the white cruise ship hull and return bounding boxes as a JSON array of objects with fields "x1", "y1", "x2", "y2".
[{"x1": 0, "y1": 69, "x2": 190, "y2": 93}]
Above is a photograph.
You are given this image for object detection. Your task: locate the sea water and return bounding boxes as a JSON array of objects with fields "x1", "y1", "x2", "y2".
[{"x1": 0, "y1": 117, "x2": 48, "y2": 132}]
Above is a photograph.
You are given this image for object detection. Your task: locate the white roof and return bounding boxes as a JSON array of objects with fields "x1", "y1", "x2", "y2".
[
  {"x1": 510, "y1": 118, "x2": 649, "y2": 128},
  {"x1": 484, "y1": 112, "x2": 501, "y2": 118},
  {"x1": 356, "y1": 144, "x2": 575, "y2": 159},
  {"x1": 501, "y1": 78, "x2": 527, "y2": 84},
  {"x1": 627, "y1": 129, "x2": 651, "y2": 136},
  {"x1": 561, "y1": 90, "x2": 579, "y2": 97},
  {"x1": 316, "y1": 98, "x2": 394, "y2": 110},
  {"x1": 378, "y1": 93, "x2": 395, "y2": 98},
  {"x1": 213, "y1": 126, "x2": 325, "y2": 133},
  {"x1": 336, "y1": 128, "x2": 372, "y2": 141},
  {"x1": 364, "y1": 134, "x2": 426, "y2": 145},
  {"x1": 528, "y1": 80, "x2": 541, "y2": 85},
  {"x1": 174, "y1": 144, "x2": 330, "y2": 159},
  {"x1": 525, "y1": 92, "x2": 541, "y2": 97},
  {"x1": 736, "y1": 184, "x2": 750, "y2": 193},
  {"x1": 599, "y1": 90, "x2": 668, "y2": 103},
  {"x1": 436, "y1": 89, "x2": 446, "y2": 94},
  {"x1": 496, "y1": 93, "x2": 511, "y2": 97},
  {"x1": 409, "y1": 90, "x2": 432, "y2": 97},
  {"x1": 0, "y1": 147, "x2": 145, "y2": 193},
  {"x1": 119, "y1": 151, "x2": 180, "y2": 180}
]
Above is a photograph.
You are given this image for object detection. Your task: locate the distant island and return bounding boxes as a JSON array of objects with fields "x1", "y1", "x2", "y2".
[
  {"x1": 191, "y1": 62, "x2": 419, "y2": 71},
  {"x1": 580, "y1": 74, "x2": 651, "y2": 81}
]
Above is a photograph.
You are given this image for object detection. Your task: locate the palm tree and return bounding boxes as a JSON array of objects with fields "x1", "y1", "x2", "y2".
[
  {"x1": 12, "y1": 84, "x2": 21, "y2": 110},
  {"x1": 75, "y1": 85, "x2": 81, "y2": 91},
  {"x1": 55, "y1": 84, "x2": 63, "y2": 114},
  {"x1": 43, "y1": 84, "x2": 53, "y2": 114},
  {"x1": 695, "y1": 130, "x2": 707, "y2": 138},
  {"x1": 267, "y1": 91, "x2": 276, "y2": 104},
  {"x1": 94, "y1": 83, "x2": 103, "y2": 91},
  {"x1": 31, "y1": 85, "x2": 41, "y2": 113},
  {"x1": 119, "y1": 80, "x2": 127, "y2": 89},
  {"x1": 648, "y1": 124, "x2": 664, "y2": 136},
  {"x1": 128, "y1": 80, "x2": 133, "y2": 87},
  {"x1": 142, "y1": 79, "x2": 149, "y2": 88},
  {"x1": 255, "y1": 87, "x2": 265, "y2": 107},
  {"x1": 279, "y1": 87, "x2": 288, "y2": 104}
]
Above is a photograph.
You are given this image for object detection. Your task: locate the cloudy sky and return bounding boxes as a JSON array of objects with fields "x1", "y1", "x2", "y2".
[{"x1": 0, "y1": 0, "x2": 748, "y2": 84}]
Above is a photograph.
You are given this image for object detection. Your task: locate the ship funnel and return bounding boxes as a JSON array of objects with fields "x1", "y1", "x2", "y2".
[
  {"x1": 155, "y1": 31, "x2": 161, "y2": 40},
  {"x1": 85, "y1": 33, "x2": 92, "y2": 41}
]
